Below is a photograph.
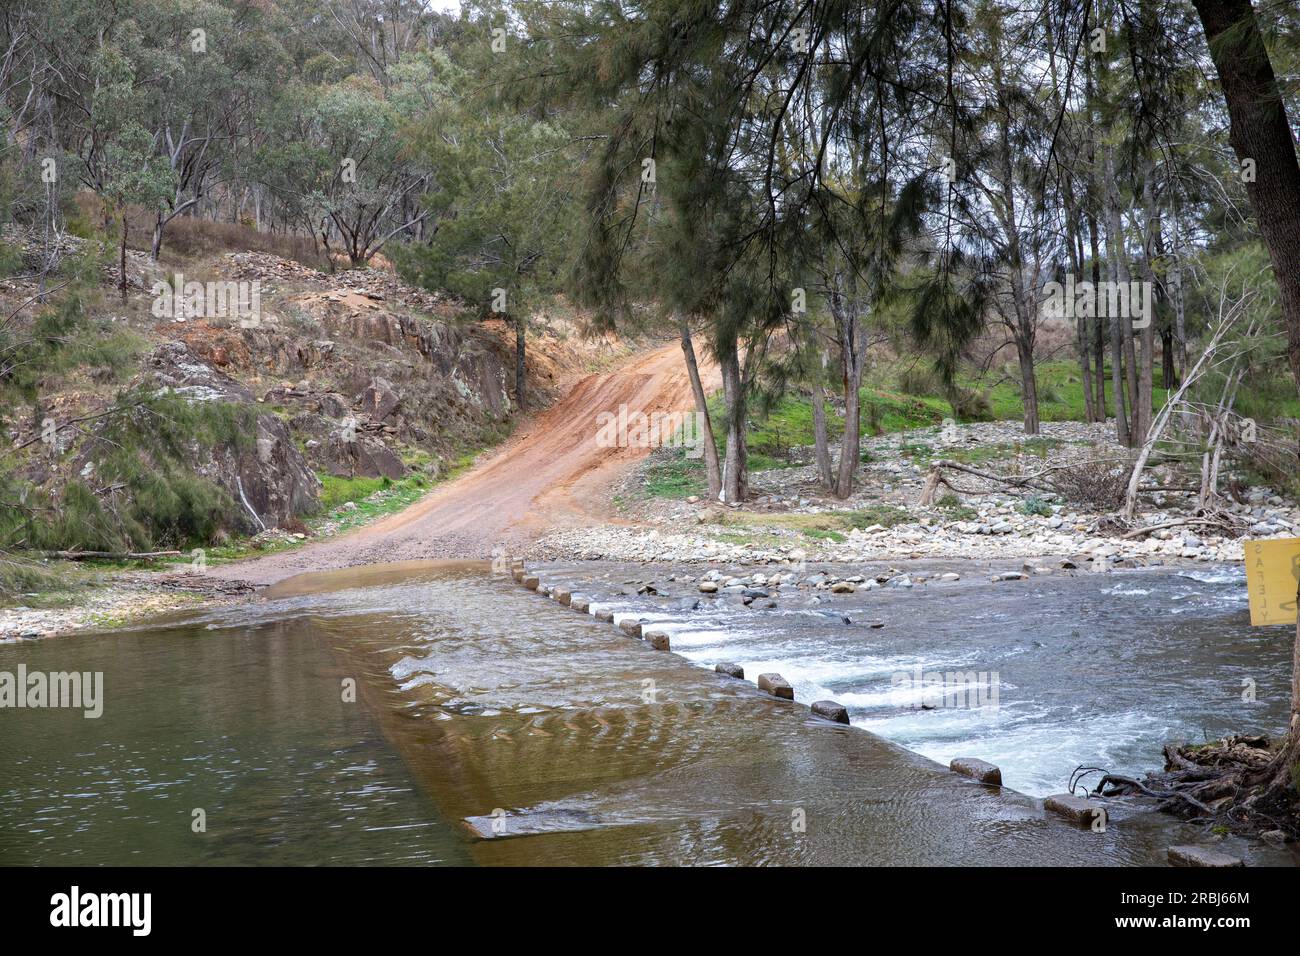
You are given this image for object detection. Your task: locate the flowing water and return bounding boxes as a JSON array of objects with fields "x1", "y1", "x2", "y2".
[
  {"x1": 541, "y1": 563, "x2": 1290, "y2": 797},
  {"x1": 1, "y1": 561, "x2": 1294, "y2": 866}
]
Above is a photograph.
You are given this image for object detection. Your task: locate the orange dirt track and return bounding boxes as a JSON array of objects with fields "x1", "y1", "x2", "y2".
[{"x1": 211, "y1": 342, "x2": 717, "y2": 587}]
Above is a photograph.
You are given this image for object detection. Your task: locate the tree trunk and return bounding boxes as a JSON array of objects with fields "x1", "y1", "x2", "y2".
[
  {"x1": 1110, "y1": 308, "x2": 1128, "y2": 444},
  {"x1": 718, "y1": 343, "x2": 748, "y2": 503},
  {"x1": 832, "y1": 290, "x2": 868, "y2": 498},
  {"x1": 810, "y1": 383, "x2": 834, "y2": 492},
  {"x1": 1084, "y1": 45, "x2": 1108, "y2": 421},
  {"x1": 835, "y1": 369, "x2": 862, "y2": 497},
  {"x1": 1135, "y1": 174, "x2": 1158, "y2": 442},
  {"x1": 677, "y1": 315, "x2": 722, "y2": 499},
  {"x1": 1088, "y1": 212, "x2": 1107, "y2": 419},
  {"x1": 151, "y1": 211, "x2": 165, "y2": 261},
  {"x1": 1106, "y1": 151, "x2": 1141, "y2": 443},
  {"x1": 1103, "y1": 149, "x2": 1131, "y2": 446},
  {"x1": 118, "y1": 212, "x2": 129, "y2": 301},
  {"x1": 1170, "y1": 212, "x2": 1189, "y2": 377},
  {"x1": 1193, "y1": 0, "x2": 1300, "y2": 400},
  {"x1": 1016, "y1": 333, "x2": 1040, "y2": 435},
  {"x1": 1065, "y1": 169, "x2": 1095, "y2": 423},
  {"x1": 1161, "y1": 327, "x2": 1176, "y2": 392},
  {"x1": 1079, "y1": 306, "x2": 1095, "y2": 423},
  {"x1": 514, "y1": 316, "x2": 526, "y2": 412}
]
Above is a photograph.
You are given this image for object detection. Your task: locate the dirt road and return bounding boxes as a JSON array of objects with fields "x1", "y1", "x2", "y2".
[{"x1": 212, "y1": 342, "x2": 715, "y2": 587}]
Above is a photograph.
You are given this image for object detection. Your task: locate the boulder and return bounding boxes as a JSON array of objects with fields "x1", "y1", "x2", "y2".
[
  {"x1": 715, "y1": 662, "x2": 745, "y2": 679},
  {"x1": 148, "y1": 341, "x2": 254, "y2": 403},
  {"x1": 320, "y1": 432, "x2": 406, "y2": 480},
  {"x1": 359, "y1": 376, "x2": 401, "y2": 423},
  {"x1": 318, "y1": 392, "x2": 349, "y2": 419}
]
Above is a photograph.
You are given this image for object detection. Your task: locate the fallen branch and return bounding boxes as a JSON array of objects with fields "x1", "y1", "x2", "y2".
[
  {"x1": 1118, "y1": 516, "x2": 1241, "y2": 539},
  {"x1": 1093, "y1": 773, "x2": 1215, "y2": 815},
  {"x1": 918, "y1": 456, "x2": 1131, "y2": 507},
  {"x1": 918, "y1": 459, "x2": 1051, "y2": 505}
]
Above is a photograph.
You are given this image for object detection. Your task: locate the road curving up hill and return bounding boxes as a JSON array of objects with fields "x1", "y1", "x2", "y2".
[{"x1": 210, "y1": 342, "x2": 717, "y2": 587}]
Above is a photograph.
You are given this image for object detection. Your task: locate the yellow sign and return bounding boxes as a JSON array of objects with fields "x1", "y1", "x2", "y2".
[{"x1": 1244, "y1": 538, "x2": 1300, "y2": 626}]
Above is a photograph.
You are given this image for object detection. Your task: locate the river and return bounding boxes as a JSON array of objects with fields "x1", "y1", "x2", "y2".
[{"x1": 1, "y1": 560, "x2": 1294, "y2": 866}]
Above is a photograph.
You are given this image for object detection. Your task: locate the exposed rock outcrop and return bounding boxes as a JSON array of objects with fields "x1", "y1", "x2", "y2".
[{"x1": 148, "y1": 341, "x2": 320, "y2": 530}]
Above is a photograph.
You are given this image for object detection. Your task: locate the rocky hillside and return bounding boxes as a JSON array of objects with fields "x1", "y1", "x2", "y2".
[{"x1": 1, "y1": 231, "x2": 625, "y2": 551}]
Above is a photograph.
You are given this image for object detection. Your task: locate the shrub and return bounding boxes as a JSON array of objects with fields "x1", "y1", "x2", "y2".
[
  {"x1": 948, "y1": 387, "x2": 994, "y2": 421},
  {"x1": 1050, "y1": 460, "x2": 1132, "y2": 510},
  {"x1": 1019, "y1": 493, "x2": 1053, "y2": 516}
]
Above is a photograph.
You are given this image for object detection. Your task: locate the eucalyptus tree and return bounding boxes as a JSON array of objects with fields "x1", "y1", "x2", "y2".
[
  {"x1": 253, "y1": 69, "x2": 432, "y2": 267},
  {"x1": 395, "y1": 51, "x2": 577, "y2": 411}
]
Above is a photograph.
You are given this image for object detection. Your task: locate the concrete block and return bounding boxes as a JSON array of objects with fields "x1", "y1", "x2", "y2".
[
  {"x1": 811, "y1": 700, "x2": 850, "y2": 724},
  {"x1": 1168, "y1": 845, "x2": 1244, "y2": 868},
  {"x1": 950, "y1": 757, "x2": 1002, "y2": 785},
  {"x1": 757, "y1": 673, "x2": 794, "y2": 700},
  {"x1": 1044, "y1": 794, "x2": 1107, "y2": 829}
]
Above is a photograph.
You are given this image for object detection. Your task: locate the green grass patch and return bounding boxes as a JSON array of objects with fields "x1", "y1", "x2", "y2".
[
  {"x1": 319, "y1": 474, "x2": 390, "y2": 511},
  {"x1": 710, "y1": 504, "x2": 912, "y2": 539},
  {"x1": 935, "y1": 493, "x2": 979, "y2": 521},
  {"x1": 642, "y1": 455, "x2": 706, "y2": 499},
  {"x1": 971, "y1": 360, "x2": 1171, "y2": 423}
]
